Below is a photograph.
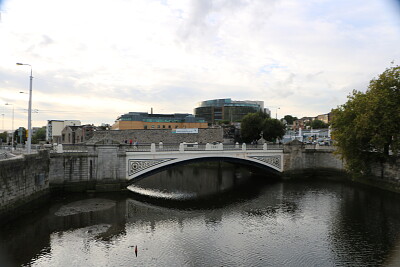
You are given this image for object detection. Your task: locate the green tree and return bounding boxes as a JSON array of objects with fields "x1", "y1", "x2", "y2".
[
  {"x1": 32, "y1": 127, "x2": 46, "y2": 144},
  {"x1": 240, "y1": 111, "x2": 267, "y2": 142},
  {"x1": 263, "y1": 118, "x2": 286, "y2": 141},
  {"x1": 241, "y1": 111, "x2": 284, "y2": 142},
  {"x1": 332, "y1": 64, "x2": 400, "y2": 175},
  {"x1": 0, "y1": 131, "x2": 8, "y2": 144},
  {"x1": 14, "y1": 128, "x2": 27, "y2": 144},
  {"x1": 309, "y1": 119, "x2": 328, "y2": 129},
  {"x1": 283, "y1": 115, "x2": 298, "y2": 125}
]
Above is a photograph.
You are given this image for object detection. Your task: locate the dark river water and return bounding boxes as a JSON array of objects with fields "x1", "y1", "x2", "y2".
[{"x1": 1, "y1": 162, "x2": 400, "y2": 267}]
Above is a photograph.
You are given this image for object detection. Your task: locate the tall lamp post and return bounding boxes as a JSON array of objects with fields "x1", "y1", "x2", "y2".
[
  {"x1": 16, "y1": 63, "x2": 33, "y2": 153},
  {"x1": 5, "y1": 103, "x2": 14, "y2": 150},
  {"x1": 275, "y1": 107, "x2": 280, "y2": 120}
]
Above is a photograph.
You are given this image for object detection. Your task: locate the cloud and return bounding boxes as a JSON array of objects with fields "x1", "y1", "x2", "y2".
[{"x1": 0, "y1": 0, "x2": 399, "y2": 129}]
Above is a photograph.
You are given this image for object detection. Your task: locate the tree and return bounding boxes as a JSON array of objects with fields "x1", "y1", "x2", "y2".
[
  {"x1": 331, "y1": 64, "x2": 400, "y2": 175},
  {"x1": 32, "y1": 127, "x2": 46, "y2": 144},
  {"x1": 263, "y1": 118, "x2": 286, "y2": 141},
  {"x1": 309, "y1": 119, "x2": 328, "y2": 129},
  {"x1": 0, "y1": 131, "x2": 8, "y2": 144},
  {"x1": 240, "y1": 111, "x2": 267, "y2": 142},
  {"x1": 14, "y1": 128, "x2": 27, "y2": 144},
  {"x1": 283, "y1": 115, "x2": 298, "y2": 125},
  {"x1": 241, "y1": 111, "x2": 284, "y2": 142}
]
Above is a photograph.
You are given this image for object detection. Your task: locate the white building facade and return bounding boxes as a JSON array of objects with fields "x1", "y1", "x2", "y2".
[{"x1": 46, "y1": 120, "x2": 81, "y2": 143}]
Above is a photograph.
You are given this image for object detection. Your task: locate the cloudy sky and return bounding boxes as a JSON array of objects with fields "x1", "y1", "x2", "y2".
[{"x1": 0, "y1": 0, "x2": 399, "y2": 129}]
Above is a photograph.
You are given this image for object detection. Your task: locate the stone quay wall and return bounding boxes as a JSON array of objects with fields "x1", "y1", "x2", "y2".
[
  {"x1": 354, "y1": 157, "x2": 400, "y2": 193},
  {"x1": 87, "y1": 128, "x2": 224, "y2": 144},
  {"x1": 49, "y1": 143, "x2": 128, "y2": 192},
  {"x1": 282, "y1": 141, "x2": 345, "y2": 177},
  {"x1": 0, "y1": 151, "x2": 50, "y2": 222}
]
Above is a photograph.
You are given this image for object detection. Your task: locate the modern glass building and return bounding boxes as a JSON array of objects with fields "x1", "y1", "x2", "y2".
[
  {"x1": 112, "y1": 112, "x2": 207, "y2": 130},
  {"x1": 194, "y1": 98, "x2": 267, "y2": 124}
]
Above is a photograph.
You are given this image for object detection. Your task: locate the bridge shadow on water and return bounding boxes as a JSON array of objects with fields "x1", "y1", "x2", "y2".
[{"x1": 127, "y1": 160, "x2": 281, "y2": 210}]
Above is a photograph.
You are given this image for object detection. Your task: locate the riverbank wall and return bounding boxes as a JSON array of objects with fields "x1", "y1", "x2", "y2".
[
  {"x1": 282, "y1": 140, "x2": 346, "y2": 178},
  {"x1": 282, "y1": 140, "x2": 400, "y2": 193},
  {"x1": 0, "y1": 151, "x2": 50, "y2": 223},
  {"x1": 352, "y1": 157, "x2": 400, "y2": 193},
  {"x1": 49, "y1": 142, "x2": 128, "y2": 192}
]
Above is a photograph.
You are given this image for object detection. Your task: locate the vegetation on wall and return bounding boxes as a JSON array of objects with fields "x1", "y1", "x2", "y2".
[{"x1": 331, "y1": 64, "x2": 400, "y2": 176}]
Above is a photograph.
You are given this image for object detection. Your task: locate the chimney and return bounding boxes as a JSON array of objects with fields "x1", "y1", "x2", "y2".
[{"x1": 151, "y1": 107, "x2": 153, "y2": 114}]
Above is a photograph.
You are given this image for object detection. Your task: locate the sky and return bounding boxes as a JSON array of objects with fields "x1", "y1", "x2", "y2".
[{"x1": 0, "y1": 0, "x2": 399, "y2": 130}]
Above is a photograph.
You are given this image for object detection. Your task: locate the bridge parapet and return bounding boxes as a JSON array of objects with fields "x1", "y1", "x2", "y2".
[{"x1": 123, "y1": 142, "x2": 283, "y2": 153}]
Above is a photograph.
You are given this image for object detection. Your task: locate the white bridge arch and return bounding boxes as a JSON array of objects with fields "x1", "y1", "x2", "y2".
[{"x1": 126, "y1": 143, "x2": 284, "y2": 181}]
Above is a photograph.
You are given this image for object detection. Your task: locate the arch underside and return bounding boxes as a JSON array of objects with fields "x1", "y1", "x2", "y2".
[{"x1": 127, "y1": 155, "x2": 282, "y2": 183}]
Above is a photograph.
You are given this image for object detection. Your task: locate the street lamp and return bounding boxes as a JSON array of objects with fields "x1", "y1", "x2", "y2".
[
  {"x1": 5, "y1": 103, "x2": 14, "y2": 150},
  {"x1": 16, "y1": 63, "x2": 33, "y2": 153}
]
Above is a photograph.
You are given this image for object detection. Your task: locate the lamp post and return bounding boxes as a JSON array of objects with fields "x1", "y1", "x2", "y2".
[
  {"x1": 16, "y1": 63, "x2": 33, "y2": 153},
  {"x1": 275, "y1": 107, "x2": 280, "y2": 119},
  {"x1": 5, "y1": 103, "x2": 14, "y2": 150},
  {"x1": 1, "y1": 113, "x2": 3, "y2": 131}
]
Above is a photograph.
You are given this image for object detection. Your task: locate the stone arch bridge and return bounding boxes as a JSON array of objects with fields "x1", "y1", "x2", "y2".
[
  {"x1": 126, "y1": 143, "x2": 283, "y2": 181},
  {"x1": 48, "y1": 140, "x2": 344, "y2": 190}
]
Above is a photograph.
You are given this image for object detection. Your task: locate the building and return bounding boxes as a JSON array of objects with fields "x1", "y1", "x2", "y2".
[
  {"x1": 111, "y1": 112, "x2": 208, "y2": 130},
  {"x1": 293, "y1": 117, "x2": 314, "y2": 130},
  {"x1": 194, "y1": 98, "x2": 267, "y2": 124},
  {"x1": 46, "y1": 120, "x2": 81, "y2": 143},
  {"x1": 292, "y1": 112, "x2": 332, "y2": 130},
  {"x1": 61, "y1": 124, "x2": 95, "y2": 144},
  {"x1": 316, "y1": 113, "x2": 331, "y2": 124}
]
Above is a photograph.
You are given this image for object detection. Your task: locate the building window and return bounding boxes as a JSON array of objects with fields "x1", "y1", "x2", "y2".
[
  {"x1": 151, "y1": 125, "x2": 155, "y2": 128},
  {"x1": 144, "y1": 125, "x2": 148, "y2": 129},
  {"x1": 175, "y1": 125, "x2": 178, "y2": 128},
  {"x1": 168, "y1": 125, "x2": 171, "y2": 128},
  {"x1": 163, "y1": 125, "x2": 165, "y2": 128},
  {"x1": 157, "y1": 125, "x2": 160, "y2": 128}
]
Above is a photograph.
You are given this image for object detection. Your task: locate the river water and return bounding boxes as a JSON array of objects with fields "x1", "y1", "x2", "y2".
[{"x1": 1, "y1": 162, "x2": 400, "y2": 267}]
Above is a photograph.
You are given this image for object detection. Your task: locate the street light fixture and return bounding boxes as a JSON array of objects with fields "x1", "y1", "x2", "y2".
[
  {"x1": 5, "y1": 103, "x2": 14, "y2": 150},
  {"x1": 16, "y1": 62, "x2": 33, "y2": 153}
]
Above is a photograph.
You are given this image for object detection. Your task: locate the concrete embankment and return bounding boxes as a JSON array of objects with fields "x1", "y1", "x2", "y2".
[{"x1": 0, "y1": 151, "x2": 50, "y2": 224}]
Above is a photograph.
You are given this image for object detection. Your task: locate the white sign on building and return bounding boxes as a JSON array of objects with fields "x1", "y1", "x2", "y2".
[{"x1": 172, "y1": 128, "x2": 199, "y2": 134}]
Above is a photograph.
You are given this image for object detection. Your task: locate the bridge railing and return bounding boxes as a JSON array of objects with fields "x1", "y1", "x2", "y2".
[
  {"x1": 125, "y1": 142, "x2": 284, "y2": 152},
  {"x1": 57, "y1": 142, "x2": 285, "y2": 153},
  {"x1": 0, "y1": 144, "x2": 41, "y2": 154}
]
